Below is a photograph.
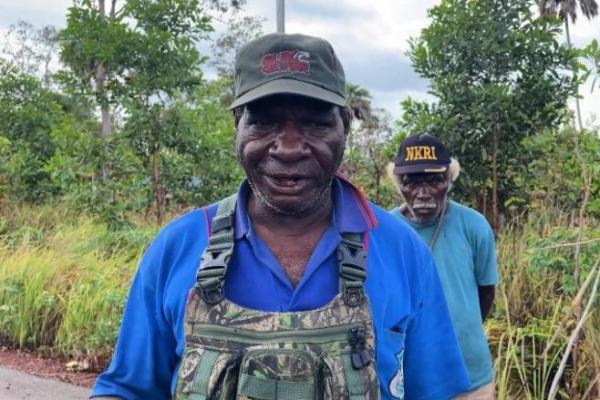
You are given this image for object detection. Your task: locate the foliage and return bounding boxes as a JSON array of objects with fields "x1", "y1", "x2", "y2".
[
  {"x1": 0, "y1": 204, "x2": 155, "y2": 364},
  {"x1": 341, "y1": 84, "x2": 399, "y2": 207},
  {"x1": 539, "y1": 0, "x2": 599, "y2": 23},
  {"x1": 582, "y1": 39, "x2": 600, "y2": 92},
  {"x1": 0, "y1": 61, "x2": 69, "y2": 202},
  {"x1": 490, "y1": 210, "x2": 600, "y2": 399},
  {"x1": 210, "y1": 13, "x2": 264, "y2": 78},
  {"x1": 1, "y1": 20, "x2": 59, "y2": 86},
  {"x1": 511, "y1": 126, "x2": 600, "y2": 216},
  {"x1": 401, "y1": 0, "x2": 578, "y2": 228}
]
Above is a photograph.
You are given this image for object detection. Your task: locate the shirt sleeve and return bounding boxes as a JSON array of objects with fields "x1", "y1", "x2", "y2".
[
  {"x1": 90, "y1": 231, "x2": 178, "y2": 400},
  {"x1": 403, "y1": 255, "x2": 471, "y2": 400},
  {"x1": 472, "y1": 216, "x2": 498, "y2": 286}
]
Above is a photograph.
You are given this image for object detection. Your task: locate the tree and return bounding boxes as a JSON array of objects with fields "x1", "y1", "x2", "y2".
[
  {"x1": 0, "y1": 60, "x2": 78, "y2": 202},
  {"x1": 118, "y1": 0, "x2": 212, "y2": 224},
  {"x1": 346, "y1": 83, "x2": 372, "y2": 121},
  {"x1": 582, "y1": 39, "x2": 600, "y2": 92},
  {"x1": 1, "y1": 20, "x2": 59, "y2": 87},
  {"x1": 403, "y1": 0, "x2": 578, "y2": 231},
  {"x1": 210, "y1": 14, "x2": 264, "y2": 78},
  {"x1": 341, "y1": 84, "x2": 397, "y2": 205},
  {"x1": 539, "y1": 0, "x2": 599, "y2": 131},
  {"x1": 60, "y1": 0, "x2": 132, "y2": 138},
  {"x1": 60, "y1": 0, "x2": 214, "y2": 223}
]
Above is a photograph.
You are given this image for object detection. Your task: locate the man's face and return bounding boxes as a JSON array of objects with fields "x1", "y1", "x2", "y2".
[
  {"x1": 399, "y1": 172, "x2": 449, "y2": 222},
  {"x1": 236, "y1": 95, "x2": 346, "y2": 215}
]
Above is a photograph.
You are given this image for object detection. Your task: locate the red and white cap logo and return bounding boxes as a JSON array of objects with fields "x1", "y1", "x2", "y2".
[{"x1": 260, "y1": 50, "x2": 310, "y2": 75}]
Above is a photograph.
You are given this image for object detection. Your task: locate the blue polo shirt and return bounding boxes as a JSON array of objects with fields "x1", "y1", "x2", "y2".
[{"x1": 92, "y1": 178, "x2": 469, "y2": 400}]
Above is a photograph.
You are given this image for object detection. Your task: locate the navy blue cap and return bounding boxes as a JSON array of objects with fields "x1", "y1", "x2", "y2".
[{"x1": 393, "y1": 133, "x2": 451, "y2": 175}]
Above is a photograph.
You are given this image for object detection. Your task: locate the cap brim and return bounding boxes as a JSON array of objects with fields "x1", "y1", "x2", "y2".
[
  {"x1": 393, "y1": 164, "x2": 448, "y2": 175},
  {"x1": 229, "y1": 78, "x2": 346, "y2": 109}
]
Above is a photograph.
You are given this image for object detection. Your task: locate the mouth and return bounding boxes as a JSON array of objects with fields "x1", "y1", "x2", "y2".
[
  {"x1": 263, "y1": 174, "x2": 309, "y2": 194},
  {"x1": 412, "y1": 203, "x2": 437, "y2": 210},
  {"x1": 412, "y1": 202, "x2": 438, "y2": 214}
]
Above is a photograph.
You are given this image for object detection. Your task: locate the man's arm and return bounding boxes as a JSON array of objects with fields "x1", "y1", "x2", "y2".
[
  {"x1": 478, "y1": 285, "x2": 495, "y2": 320},
  {"x1": 90, "y1": 232, "x2": 179, "y2": 400},
  {"x1": 472, "y1": 213, "x2": 498, "y2": 321}
]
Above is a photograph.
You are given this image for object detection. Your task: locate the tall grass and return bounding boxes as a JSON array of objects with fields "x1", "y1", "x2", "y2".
[
  {"x1": 0, "y1": 202, "x2": 598, "y2": 398},
  {"x1": 490, "y1": 209, "x2": 600, "y2": 399},
  {"x1": 0, "y1": 203, "x2": 155, "y2": 367}
]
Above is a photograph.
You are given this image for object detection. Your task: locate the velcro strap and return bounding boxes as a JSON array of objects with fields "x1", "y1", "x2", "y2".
[
  {"x1": 189, "y1": 350, "x2": 219, "y2": 397},
  {"x1": 342, "y1": 353, "x2": 367, "y2": 398},
  {"x1": 237, "y1": 373, "x2": 314, "y2": 400}
]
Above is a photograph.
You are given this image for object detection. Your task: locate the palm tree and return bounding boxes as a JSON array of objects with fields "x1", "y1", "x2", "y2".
[
  {"x1": 539, "y1": 0, "x2": 599, "y2": 131},
  {"x1": 346, "y1": 83, "x2": 373, "y2": 121}
]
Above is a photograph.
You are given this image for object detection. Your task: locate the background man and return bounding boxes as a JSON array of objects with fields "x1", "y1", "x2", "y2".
[
  {"x1": 388, "y1": 133, "x2": 498, "y2": 400},
  {"x1": 91, "y1": 34, "x2": 469, "y2": 400}
]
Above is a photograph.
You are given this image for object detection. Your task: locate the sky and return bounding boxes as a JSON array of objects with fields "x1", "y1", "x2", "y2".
[{"x1": 1, "y1": 0, "x2": 599, "y2": 125}]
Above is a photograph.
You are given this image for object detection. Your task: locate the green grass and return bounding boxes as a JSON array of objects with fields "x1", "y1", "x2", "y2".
[
  {"x1": 0, "y1": 202, "x2": 598, "y2": 398},
  {"x1": 489, "y1": 210, "x2": 600, "y2": 399},
  {"x1": 0, "y1": 203, "x2": 155, "y2": 367}
]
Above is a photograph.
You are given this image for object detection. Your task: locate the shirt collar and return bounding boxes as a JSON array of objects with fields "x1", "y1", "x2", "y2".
[{"x1": 233, "y1": 176, "x2": 377, "y2": 239}]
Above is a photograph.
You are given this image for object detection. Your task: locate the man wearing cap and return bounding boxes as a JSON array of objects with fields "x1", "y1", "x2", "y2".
[
  {"x1": 388, "y1": 134, "x2": 498, "y2": 400},
  {"x1": 91, "y1": 34, "x2": 469, "y2": 400}
]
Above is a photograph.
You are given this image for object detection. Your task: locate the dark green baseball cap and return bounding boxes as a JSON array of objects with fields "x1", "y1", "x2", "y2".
[{"x1": 229, "y1": 33, "x2": 346, "y2": 109}]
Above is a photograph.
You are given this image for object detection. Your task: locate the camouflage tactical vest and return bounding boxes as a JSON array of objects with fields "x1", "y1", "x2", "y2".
[{"x1": 174, "y1": 195, "x2": 380, "y2": 400}]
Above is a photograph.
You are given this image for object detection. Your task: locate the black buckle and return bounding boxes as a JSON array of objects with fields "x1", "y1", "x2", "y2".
[
  {"x1": 199, "y1": 284, "x2": 224, "y2": 305},
  {"x1": 343, "y1": 284, "x2": 365, "y2": 306}
]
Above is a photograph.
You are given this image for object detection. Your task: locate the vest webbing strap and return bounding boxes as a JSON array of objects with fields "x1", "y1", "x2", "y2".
[
  {"x1": 342, "y1": 353, "x2": 367, "y2": 399},
  {"x1": 238, "y1": 373, "x2": 315, "y2": 400},
  {"x1": 338, "y1": 233, "x2": 367, "y2": 306},
  {"x1": 197, "y1": 194, "x2": 368, "y2": 307},
  {"x1": 189, "y1": 350, "x2": 220, "y2": 398},
  {"x1": 196, "y1": 194, "x2": 237, "y2": 304}
]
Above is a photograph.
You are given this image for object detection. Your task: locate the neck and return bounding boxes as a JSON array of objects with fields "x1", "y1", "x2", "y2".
[{"x1": 248, "y1": 189, "x2": 334, "y2": 237}]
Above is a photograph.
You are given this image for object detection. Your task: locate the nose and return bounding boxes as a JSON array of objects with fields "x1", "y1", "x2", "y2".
[
  {"x1": 415, "y1": 185, "x2": 433, "y2": 199},
  {"x1": 269, "y1": 121, "x2": 310, "y2": 161}
]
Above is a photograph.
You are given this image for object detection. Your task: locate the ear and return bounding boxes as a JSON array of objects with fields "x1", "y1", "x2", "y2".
[
  {"x1": 342, "y1": 106, "x2": 352, "y2": 136},
  {"x1": 386, "y1": 162, "x2": 402, "y2": 194}
]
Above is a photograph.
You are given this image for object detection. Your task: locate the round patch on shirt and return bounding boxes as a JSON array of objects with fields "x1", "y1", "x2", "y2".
[{"x1": 389, "y1": 349, "x2": 405, "y2": 400}]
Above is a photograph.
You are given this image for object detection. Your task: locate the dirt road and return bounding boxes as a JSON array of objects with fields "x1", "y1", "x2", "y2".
[{"x1": 0, "y1": 366, "x2": 90, "y2": 400}]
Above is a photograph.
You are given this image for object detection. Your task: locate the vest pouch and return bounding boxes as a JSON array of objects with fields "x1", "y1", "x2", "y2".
[
  {"x1": 175, "y1": 345, "x2": 241, "y2": 400},
  {"x1": 236, "y1": 348, "x2": 319, "y2": 400},
  {"x1": 320, "y1": 350, "x2": 379, "y2": 400}
]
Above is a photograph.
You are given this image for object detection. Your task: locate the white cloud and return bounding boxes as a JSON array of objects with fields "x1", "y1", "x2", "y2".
[{"x1": 0, "y1": 0, "x2": 598, "y2": 127}]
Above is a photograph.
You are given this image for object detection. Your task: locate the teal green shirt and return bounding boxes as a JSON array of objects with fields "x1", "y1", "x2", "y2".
[{"x1": 390, "y1": 200, "x2": 498, "y2": 390}]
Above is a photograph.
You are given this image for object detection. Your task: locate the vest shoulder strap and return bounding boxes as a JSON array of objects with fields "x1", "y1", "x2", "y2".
[
  {"x1": 338, "y1": 232, "x2": 367, "y2": 307},
  {"x1": 197, "y1": 194, "x2": 368, "y2": 307},
  {"x1": 196, "y1": 194, "x2": 237, "y2": 305}
]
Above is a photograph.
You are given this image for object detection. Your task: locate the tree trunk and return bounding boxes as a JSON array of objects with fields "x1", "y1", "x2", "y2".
[
  {"x1": 95, "y1": 0, "x2": 111, "y2": 138},
  {"x1": 565, "y1": 18, "x2": 584, "y2": 132},
  {"x1": 151, "y1": 146, "x2": 164, "y2": 226},
  {"x1": 99, "y1": 98, "x2": 111, "y2": 137},
  {"x1": 491, "y1": 130, "x2": 499, "y2": 233}
]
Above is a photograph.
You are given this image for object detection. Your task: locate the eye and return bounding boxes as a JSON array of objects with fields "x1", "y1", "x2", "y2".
[
  {"x1": 305, "y1": 120, "x2": 332, "y2": 135},
  {"x1": 400, "y1": 179, "x2": 416, "y2": 189},
  {"x1": 247, "y1": 117, "x2": 277, "y2": 133}
]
